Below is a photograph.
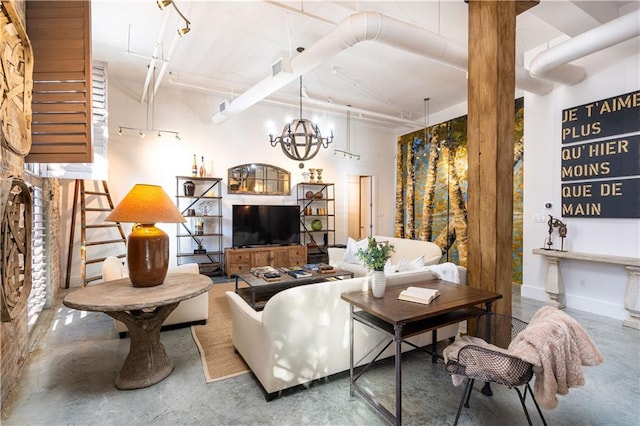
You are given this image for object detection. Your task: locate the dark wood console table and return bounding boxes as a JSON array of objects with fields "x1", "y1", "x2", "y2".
[
  {"x1": 63, "y1": 273, "x2": 213, "y2": 389},
  {"x1": 340, "y1": 280, "x2": 502, "y2": 425}
]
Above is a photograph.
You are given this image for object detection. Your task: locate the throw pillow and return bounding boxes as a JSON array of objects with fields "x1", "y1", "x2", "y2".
[
  {"x1": 384, "y1": 259, "x2": 397, "y2": 275},
  {"x1": 397, "y1": 255, "x2": 426, "y2": 272},
  {"x1": 412, "y1": 255, "x2": 426, "y2": 269},
  {"x1": 396, "y1": 257, "x2": 413, "y2": 272},
  {"x1": 424, "y1": 253, "x2": 442, "y2": 266},
  {"x1": 342, "y1": 237, "x2": 368, "y2": 264}
]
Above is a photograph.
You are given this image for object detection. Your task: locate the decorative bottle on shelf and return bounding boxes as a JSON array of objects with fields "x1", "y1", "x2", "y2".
[
  {"x1": 199, "y1": 156, "x2": 206, "y2": 177},
  {"x1": 191, "y1": 154, "x2": 198, "y2": 177}
]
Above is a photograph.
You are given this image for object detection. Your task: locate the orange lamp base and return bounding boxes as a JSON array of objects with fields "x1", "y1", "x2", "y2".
[{"x1": 126, "y1": 223, "x2": 169, "y2": 287}]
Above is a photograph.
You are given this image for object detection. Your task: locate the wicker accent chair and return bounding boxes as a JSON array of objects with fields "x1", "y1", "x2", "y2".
[{"x1": 444, "y1": 313, "x2": 547, "y2": 426}]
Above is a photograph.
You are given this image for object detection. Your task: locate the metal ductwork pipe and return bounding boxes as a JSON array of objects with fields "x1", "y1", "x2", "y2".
[
  {"x1": 212, "y1": 11, "x2": 473, "y2": 124},
  {"x1": 528, "y1": 10, "x2": 640, "y2": 86},
  {"x1": 211, "y1": 10, "x2": 561, "y2": 124}
]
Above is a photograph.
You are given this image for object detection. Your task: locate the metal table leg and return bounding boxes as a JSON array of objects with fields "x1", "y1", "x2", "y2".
[
  {"x1": 350, "y1": 305, "x2": 355, "y2": 397},
  {"x1": 395, "y1": 324, "x2": 402, "y2": 426}
]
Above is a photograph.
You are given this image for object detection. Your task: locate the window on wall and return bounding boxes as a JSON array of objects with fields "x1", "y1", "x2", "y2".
[{"x1": 24, "y1": 174, "x2": 48, "y2": 332}]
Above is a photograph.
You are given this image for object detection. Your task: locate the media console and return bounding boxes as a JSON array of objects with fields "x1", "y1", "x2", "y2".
[{"x1": 225, "y1": 245, "x2": 307, "y2": 278}]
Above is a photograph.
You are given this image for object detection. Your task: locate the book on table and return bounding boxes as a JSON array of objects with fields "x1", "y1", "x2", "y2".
[
  {"x1": 250, "y1": 266, "x2": 280, "y2": 278},
  {"x1": 288, "y1": 269, "x2": 312, "y2": 278},
  {"x1": 398, "y1": 286, "x2": 441, "y2": 305}
]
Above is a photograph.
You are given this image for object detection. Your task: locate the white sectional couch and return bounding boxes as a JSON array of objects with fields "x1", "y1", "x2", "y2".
[
  {"x1": 225, "y1": 272, "x2": 463, "y2": 399},
  {"x1": 102, "y1": 256, "x2": 209, "y2": 336},
  {"x1": 328, "y1": 235, "x2": 466, "y2": 284}
]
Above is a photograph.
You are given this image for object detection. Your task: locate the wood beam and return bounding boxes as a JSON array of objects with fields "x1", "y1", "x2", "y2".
[{"x1": 466, "y1": 0, "x2": 524, "y2": 316}]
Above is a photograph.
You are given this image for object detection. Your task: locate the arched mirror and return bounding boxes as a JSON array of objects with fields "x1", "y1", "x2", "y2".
[{"x1": 227, "y1": 163, "x2": 291, "y2": 195}]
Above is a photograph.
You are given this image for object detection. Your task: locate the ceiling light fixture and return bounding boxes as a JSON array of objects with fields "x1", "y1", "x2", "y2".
[
  {"x1": 117, "y1": 126, "x2": 181, "y2": 140},
  {"x1": 156, "y1": 0, "x2": 191, "y2": 37},
  {"x1": 177, "y1": 24, "x2": 190, "y2": 36},
  {"x1": 269, "y1": 48, "x2": 333, "y2": 162},
  {"x1": 334, "y1": 106, "x2": 360, "y2": 160},
  {"x1": 117, "y1": 66, "x2": 182, "y2": 141}
]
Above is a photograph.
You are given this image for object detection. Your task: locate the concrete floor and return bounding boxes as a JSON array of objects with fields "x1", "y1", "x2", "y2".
[{"x1": 2, "y1": 285, "x2": 639, "y2": 426}]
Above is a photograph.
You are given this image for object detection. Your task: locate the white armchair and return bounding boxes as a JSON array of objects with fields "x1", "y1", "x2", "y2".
[{"x1": 101, "y1": 256, "x2": 209, "y2": 337}]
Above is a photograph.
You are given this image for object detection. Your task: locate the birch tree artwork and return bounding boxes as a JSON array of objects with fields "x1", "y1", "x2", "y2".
[{"x1": 395, "y1": 98, "x2": 524, "y2": 283}]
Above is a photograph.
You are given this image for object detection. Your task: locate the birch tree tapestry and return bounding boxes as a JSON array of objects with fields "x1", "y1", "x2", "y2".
[{"x1": 395, "y1": 98, "x2": 524, "y2": 283}]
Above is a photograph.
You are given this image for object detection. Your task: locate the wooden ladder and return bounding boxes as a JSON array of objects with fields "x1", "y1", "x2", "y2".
[{"x1": 64, "y1": 180, "x2": 127, "y2": 288}]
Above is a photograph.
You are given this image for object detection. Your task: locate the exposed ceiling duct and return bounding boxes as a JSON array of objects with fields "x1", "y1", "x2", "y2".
[
  {"x1": 211, "y1": 10, "x2": 553, "y2": 124},
  {"x1": 528, "y1": 10, "x2": 640, "y2": 85},
  {"x1": 211, "y1": 8, "x2": 639, "y2": 125}
]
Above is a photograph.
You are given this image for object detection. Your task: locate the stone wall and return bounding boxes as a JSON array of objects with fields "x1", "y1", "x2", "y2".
[
  {"x1": 0, "y1": 164, "x2": 62, "y2": 409},
  {"x1": 0, "y1": 0, "x2": 61, "y2": 406},
  {"x1": 0, "y1": 152, "x2": 27, "y2": 405}
]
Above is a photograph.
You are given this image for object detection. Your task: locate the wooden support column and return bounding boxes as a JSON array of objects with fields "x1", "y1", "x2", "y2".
[{"x1": 466, "y1": 0, "x2": 536, "y2": 316}]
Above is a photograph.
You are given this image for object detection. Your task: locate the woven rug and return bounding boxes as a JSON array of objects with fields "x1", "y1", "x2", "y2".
[{"x1": 191, "y1": 281, "x2": 250, "y2": 382}]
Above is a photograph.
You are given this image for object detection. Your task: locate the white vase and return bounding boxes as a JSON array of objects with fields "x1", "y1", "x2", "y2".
[{"x1": 371, "y1": 270, "x2": 386, "y2": 298}]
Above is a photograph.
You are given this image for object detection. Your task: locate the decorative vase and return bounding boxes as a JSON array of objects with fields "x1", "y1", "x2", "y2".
[
  {"x1": 316, "y1": 168, "x2": 323, "y2": 183},
  {"x1": 305, "y1": 190, "x2": 315, "y2": 199},
  {"x1": 314, "y1": 191, "x2": 323, "y2": 199},
  {"x1": 371, "y1": 270, "x2": 386, "y2": 298},
  {"x1": 183, "y1": 180, "x2": 195, "y2": 196},
  {"x1": 199, "y1": 156, "x2": 206, "y2": 177},
  {"x1": 308, "y1": 168, "x2": 316, "y2": 183},
  {"x1": 311, "y1": 219, "x2": 323, "y2": 231}
]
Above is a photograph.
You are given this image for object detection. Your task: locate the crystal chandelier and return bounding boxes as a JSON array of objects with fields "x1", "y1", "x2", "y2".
[{"x1": 269, "y1": 74, "x2": 333, "y2": 162}]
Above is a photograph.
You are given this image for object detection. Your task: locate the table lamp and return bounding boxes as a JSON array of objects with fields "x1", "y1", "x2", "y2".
[{"x1": 105, "y1": 184, "x2": 185, "y2": 287}]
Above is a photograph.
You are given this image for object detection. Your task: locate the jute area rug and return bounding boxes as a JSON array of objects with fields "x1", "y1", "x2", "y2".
[{"x1": 191, "y1": 281, "x2": 250, "y2": 383}]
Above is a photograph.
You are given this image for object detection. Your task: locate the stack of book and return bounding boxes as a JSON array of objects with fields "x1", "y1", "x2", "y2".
[
  {"x1": 250, "y1": 266, "x2": 280, "y2": 280},
  {"x1": 303, "y1": 263, "x2": 335, "y2": 273}
]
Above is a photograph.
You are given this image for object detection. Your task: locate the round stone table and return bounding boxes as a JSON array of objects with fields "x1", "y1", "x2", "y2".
[{"x1": 63, "y1": 273, "x2": 213, "y2": 390}]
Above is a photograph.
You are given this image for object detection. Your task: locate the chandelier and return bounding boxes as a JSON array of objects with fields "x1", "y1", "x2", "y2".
[{"x1": 269, "y1": 74, "x2": 333, "y2": 162}]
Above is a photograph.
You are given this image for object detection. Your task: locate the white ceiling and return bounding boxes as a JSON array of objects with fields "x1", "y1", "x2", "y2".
[{"x1": 91, "y1": 0, "x2": 639, "y2": 128}]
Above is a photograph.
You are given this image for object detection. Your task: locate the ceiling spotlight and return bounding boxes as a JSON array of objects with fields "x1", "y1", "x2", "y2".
[
  {"x1": 177, "y1": 24, "x2": 190, "y2": 36},
  {"x1": 139, "y1": 130, "x2": 145, "y2": 137},
  {"x1": 117, "y1": 127, "x2": 123, "y2": 136},
  {"x1": 156, "y1": 0, "x2": 172, "y2": 10},
  {"x1": 175, "y1": 134, "x2": 181, "y2": 141},
  {"x1": 157, "y1": 131, "x2": 162, "y2": 137}
]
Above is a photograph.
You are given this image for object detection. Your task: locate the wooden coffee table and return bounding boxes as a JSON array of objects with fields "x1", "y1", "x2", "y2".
[
  {"x1": 235, "y1": 268, "x2": 354, "y2": 310},
  {"x1": 341, "y1": 280, "x2": 502, "y2": 425},
  {"x1": 63, "y1": 273, "x2": 213, "y2": 390}
]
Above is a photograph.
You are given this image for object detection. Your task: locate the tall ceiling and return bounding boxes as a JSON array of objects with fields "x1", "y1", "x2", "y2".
[{"x1": 91, "y1": 0, "x2": 639, "y2": 128}]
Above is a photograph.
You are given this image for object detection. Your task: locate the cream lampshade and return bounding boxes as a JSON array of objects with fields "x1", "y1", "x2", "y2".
[{"x1": 105, "y1": 184, "x2": 185, "y2": 287}]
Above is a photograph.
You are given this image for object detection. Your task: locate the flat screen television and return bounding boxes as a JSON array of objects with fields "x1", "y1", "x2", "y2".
[{"x1": 232, "y1": 204, "x2": 301, "y2": 248}]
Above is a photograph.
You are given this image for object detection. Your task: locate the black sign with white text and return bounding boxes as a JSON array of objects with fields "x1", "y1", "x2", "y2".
[
  {"x1": 562, "y1": 90, "x2": 640, "y2": 144},
  {"x1": 561, "y1": 90, "x2": 640, "y2": 218},
  {"x1": 561, "y1": 178, "x2": 640, "y2": 218},
  {"x1": 561, "y1": 135, "x2": 640, "y2": 181}
]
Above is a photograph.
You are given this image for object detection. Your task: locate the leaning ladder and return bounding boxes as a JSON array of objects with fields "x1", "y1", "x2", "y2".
[{"x1": 64, "y1": 180, "x2": 127, "y2": 288}]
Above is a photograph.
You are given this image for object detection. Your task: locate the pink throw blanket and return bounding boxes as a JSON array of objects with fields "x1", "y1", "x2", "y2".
[{"x1": 508, "y1": 306, "x2": 604, "y2": 410}]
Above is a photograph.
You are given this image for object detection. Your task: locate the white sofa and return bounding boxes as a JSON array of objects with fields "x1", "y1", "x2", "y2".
[
  {"x1": 102, "y1": 256, "x2": 209, "y2": 336},
  {"x1": 329, "y1": 235, "x2": 467, "y2": 284},
  {"x1": 225, "y1": 273, "x2": 462, "y2": 399}
]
